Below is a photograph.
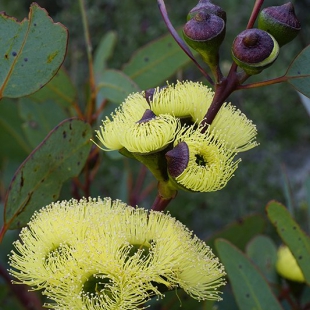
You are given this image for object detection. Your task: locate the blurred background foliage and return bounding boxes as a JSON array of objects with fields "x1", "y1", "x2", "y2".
[{"x1": 0, "y1": 0, "x2": 310, "y2": 309}]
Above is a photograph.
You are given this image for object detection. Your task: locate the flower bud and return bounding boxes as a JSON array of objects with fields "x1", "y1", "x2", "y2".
[
  {"x1": 231, "y1": 28, "x2": 279, "y2": 75},
  {"x1": 187, "y1": 0, "x2": 226, "y2": 22},
  {"x1": 258, "y1": 2, "x2": 301, "y2": 47},
  {"x1": 183, "y1": 11, "x2": 226, "y2": 68}
]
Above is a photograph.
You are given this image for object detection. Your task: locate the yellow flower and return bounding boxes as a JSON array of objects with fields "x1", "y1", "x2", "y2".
[
  {"x1": 276, "y1": 245, "x2": 305, "y2": 283},
  {"x1": 120, "y1": 111, "x2": 180, "y2": 154},
  {"x1": 44, "y1": 243, "x2": 154, "y2": 310},
  {"x1": 9, "y1": 197, "x2": 226, "y2": 308},
  {"x1": 149, "y1": 81, "x2": 257, "y2": 152},
  {"x1": 118, "y1": 208, "x2": 226, "y2": 300},
  {"x1": 95, "y1": 80, "x2": 257, "y2": 157},
  {"x1": 150, "y1": 80, "x2": 214, "y2": 119},
  {"x1": 95, "y1": 92, "x2": 149, "y2": 151},
  {"x1": 204, "y1": 103, "x2": 258, "y2": 152},
  {"x1": 166, "y1": 126, "x2": 240, "y2": 192},
  {"x1": 8, "y1": 199, "x2": 96, "y2": 289}
]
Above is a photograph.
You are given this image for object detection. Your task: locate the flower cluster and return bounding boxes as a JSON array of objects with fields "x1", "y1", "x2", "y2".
[
  {"x1": 95, "y1": 81, "x2": 258, "y2": 192},
  {"x1": 9, "y1": 197, "x2": 226, "y2": 309}
]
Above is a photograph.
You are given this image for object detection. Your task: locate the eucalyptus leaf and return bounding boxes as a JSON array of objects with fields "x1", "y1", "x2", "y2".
[
  {"x1": 29, "y1": 68, "x2": 76, "y2": 111},
  {"x1": 0, "y1": 99, "x2": 30, "y2": 162},
  {"x1": 96, "y1": 69, "x2": 140, "y2": 105},
  {"x1": 19, "y1": 97, "x2": 71, "y2": 149},
  {"x1": 216, "y1": 239, "x2": 283, "y2": 310},
  {"x1": 0, "y1": 3, "x2": 68, "y2": 99},
  {"x1": 94, "y1": 31, "x2": 117, "y2": 79},
  {"x1": 206, "y1": 214, "x2": 266, "y2": 255},
  {"x1": 3, "y1": 118, "x2": 92, "y2": 230},
  {"x1": 123, "y1": 30, "x2": 194, "y2": 90},
  {"x1": 266, "y1": 200, "x2": 310, "y2": 285},
  {"x1": 246, "y1": 235, "x2": 278, "y2": 284},
  {"x1": 286, "y1": 44, "x2": 310, "y2": 99}
]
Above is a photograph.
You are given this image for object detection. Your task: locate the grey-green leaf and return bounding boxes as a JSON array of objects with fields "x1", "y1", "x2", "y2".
[
  {"x1": 19, "y1": 97, "x2": 71, "y2": 149},
  {"x1": 216, "y1": 239, "x2": 283, "y2": 310},
  {"x1": 286, "y1": 44, "x2": 310, "y2": 98},
  {"x1": 0, "y1": 99, "x2": 30, "y2": 162},
  {"x1": 96, "y1": 69, "x2": 140, "y2": 105},
  {"x1": 246, "y1": 235, "x2": 278, "y2": 284},
  {"x1": 28, "y1": 68, "x2": 77, "y2": 110},
  {"x1": 123, "y1": 30, "x2": 194, "y2": 90},
  {"x1": 266, "y1": 200, "x2": 310, "y2": 285},
  {"x1": 94, "y1": 31, "x2": 117, "y2": 79},
  {"x1": 3, "y1": 119, "x2": 92, "y2": 230},
  {"x1": 206, "y1": 214, "x2": 266, "y2": 255},
  {"x1": 0, "y1": 3, "x2": 68, "y2": 99}
]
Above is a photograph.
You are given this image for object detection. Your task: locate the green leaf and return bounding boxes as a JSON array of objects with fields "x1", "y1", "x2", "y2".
[
  {"x1": 96, "y1": 69, "x2": 140, "y2": 104},
  {"x1": 0, "y1": 3, "x2": 68, "y2": 99},
  {"x1": 0, "y1": 99, "x2": 30, "y2": 162},
  {"x1": 216, "y1": 239, "x2": 283, "y2": 310},
  {"x1": 246, "y1": 235, "x2": 278, "y2": 284},
  {"x1": 94, "y1": 31, "x2": 117, "y2": 79},
  {"x1": 266, "y1": 200, "x2": 310, "y2": 285},
  {"x1": 28, "y1": 68, "x2": 77, "y2": 110},
  {"x1": 123, "y1": 30, "x2": 194, "y2": 90},
  {"x1": 3, "y1": 118, "x2": 92, "y2": 230},
  {"x1": 206, "y1": 214, "x2": 266, "y2": 255},
  {"x1": 286, "y1": 44, "x2": 310, "y2": 98},
  {"x1": 18, "y1": 97, "x2": 71, "y2": 148}
]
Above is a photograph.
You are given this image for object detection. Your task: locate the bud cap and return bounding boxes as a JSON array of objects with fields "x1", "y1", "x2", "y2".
[
  {"x1": 258, "y1": 2, "x2": 301, "y2": 46},
  {"x1": 231, "y1": 28, "x2": 279, "y2": 75}
]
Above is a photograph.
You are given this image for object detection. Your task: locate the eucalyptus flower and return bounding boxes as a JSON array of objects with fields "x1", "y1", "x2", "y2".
[
  {"x1": 95, "y1": 92, "x2": 149, "y2": 151},
  {"x1": 119, "y1": 110, "x2": 181, "y2": 154},
  {"x1": 9, "y1": 197, "x2": 226, "y2": 309},
  {"x1": 166, "y1": 126, "x2": 240, "y2": 192},
  {"x1": 150, "y1": 80, "x2": 214, "y2": 119},
  {"x1": 150, "y1": 81, "x2": 257, "y2": 152},
  {"x1": 95, "y1": 80, "x2": 257, "y2": 157}
]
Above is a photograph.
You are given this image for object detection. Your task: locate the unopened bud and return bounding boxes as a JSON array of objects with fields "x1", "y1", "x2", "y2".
[
  {"x1": 183, "y1": 11, "x2": 225, "y2": 68},
  {"x1": 231, "y1": 28, "x2": 279, "y2": 75},
  {"x1": 187, "y1": 0, "x2": 226, "y2": 22},
  {"x1": 258, "y1": 2, "x2": 301, "y2": 47}
]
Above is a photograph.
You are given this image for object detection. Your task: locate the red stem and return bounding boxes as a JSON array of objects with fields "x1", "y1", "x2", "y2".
[
  {"x1": 157, "y1": 0, "x2": 213, "y2": 85},
  {"x1": 201, "y1": 69, "x2": 241, "y2": 129},
  {"x1": 237, "y1": 75, "x2": 288, "y2": 90},
  {"x1": 130, "y1": 165, "x2": 147, "y2": 206},
  {"x1": 151, "y1": 193, "x2": 173, "y2": 212},
  {"x1": 246, "y1": 0, "x2": 265, "y2": 29}
]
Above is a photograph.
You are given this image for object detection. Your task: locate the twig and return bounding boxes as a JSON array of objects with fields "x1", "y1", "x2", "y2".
[
  {"x1": 157, "y1": 0, "x2": 213, "y2": 85},
  {"x1": 236, "y1": 75, "x2": 288, "y2": 90},
  {"x1": 246, "y1": 0, "x2": 265, "y2": 29}
]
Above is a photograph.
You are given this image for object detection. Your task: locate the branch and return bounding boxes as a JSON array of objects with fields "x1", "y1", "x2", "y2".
[
  {"x1": 157, "y1": 0, "x2": 214, "y2": 85},
  {"x1": 236, "y1": 75, "x2": 288, "y2": 90},
  {"x1": 246, "y1": 0, "x2": 265, "y2": 29}
]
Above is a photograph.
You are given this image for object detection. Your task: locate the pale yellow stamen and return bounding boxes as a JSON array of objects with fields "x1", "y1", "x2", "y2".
[
  {"x1": 120, "y1": 114, "x2": 180, "y2": 154},
  {"x1": 173, "y1": 126, "x2": 240, "y2": 192}
]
